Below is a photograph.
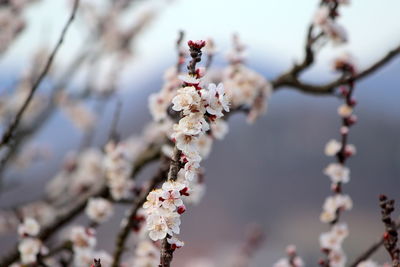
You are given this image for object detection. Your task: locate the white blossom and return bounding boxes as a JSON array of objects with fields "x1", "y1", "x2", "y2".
[
  {"x1": 172, "y1": 86, "x2": 202, "y2": 114},
  {"x1": 204, "y1": 83, "x2": 229, "y2": 117},
  {"x1": 313, "y1": 6, "x2": 330, "y2": 26},
  {"x1": 147, "y1": 215, "x2": 168, "y2": 241},
  {"x1": 357, "y1": 260, "x2": 381, "y2": 267},
  {"x1": 324, "y1": 163, "x2": 350, "y2": 184},
  {"x1": 319, "y1": 223, "x2": 348, "y2": 250},
  {"x1": 131, "y1": 239, "x2": 159, "y2": 267},
  {"x1": 18, "y1": 217, "x2": 40, "y2": 237},
  {"x1": 329, "y1": 248, "x2": 347, "y2": 267},
  {"x1": 179, "y1": 74, "x2": 200, "y2": 85},
  {"x1": 273, "y1": 257, "x2": 304, "y2": 267},
  {"x1": 70, "y1": 226, "x2": 96, "y2": 249},
  {"x1": 173, "y1": 132, "x2": 198, "y2": 154},
  {"x1": 18, "y1": 238, "x2": 41, "y2": 264},
  {"x1": 174, "y1": 112, "x2": 209, "y2": 136},
  {"x1": 320, "y1": 195, "x2": 353, "y2": 223},
  {"x1": 325, "y1": 139, "x2": 342, "y2": 156},
  {"x1": 85, "y1": 197, "x2": 113, "y2": 223},
  {"x1": 167, "y1": 236, "x2": 184, "y2": 248},
  {"x1": 338, "y1": 104, "x2": 353, "y2": 117},
  {"x1": 211, "y1": 119, "x2": 229, "y2": 140}
]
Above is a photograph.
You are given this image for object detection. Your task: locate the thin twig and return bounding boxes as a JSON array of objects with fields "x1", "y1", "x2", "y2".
[
  {"x1": 0, "y1": 0, "x2": 80, "y2": 149},
  {"x1": 349, "y1": 221, "x2": 400, "y2": 267}
]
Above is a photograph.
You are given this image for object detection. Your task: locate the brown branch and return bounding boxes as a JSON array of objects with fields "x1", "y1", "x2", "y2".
[
  {"x1": 0, "y1": 0, "x2": 80, "y2": 150},
  {"x1": 272, "y1": 43, "x2": 400, "y2": 95},
  {"x1": 111, "y1": 162, "x2": 169, "y2": 267},
  {"x1": 349, "y1": 221, "x2": 400, "y2": 267}
]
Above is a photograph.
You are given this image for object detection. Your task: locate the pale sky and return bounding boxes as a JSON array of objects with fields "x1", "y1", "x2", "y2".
[{"x1": 1, "y1": 0, "x2": 400, "y2": 81}]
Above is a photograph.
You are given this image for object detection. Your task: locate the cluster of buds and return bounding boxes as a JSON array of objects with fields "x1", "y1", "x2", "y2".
[
  {"x1": 379, "y1": 195, "x2": 400, "y2": 266},
  {"x1": 273, "y1": 245, "x2": 305, "y2": 267},
  {"x1": 313, "y1": 0, "x2": 350, "y2": 44},
  {"x1": 319, "y1": 53, "x2": 357, "y2": 266}
]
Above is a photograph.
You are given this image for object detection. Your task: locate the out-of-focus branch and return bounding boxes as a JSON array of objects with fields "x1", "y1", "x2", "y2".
[
  {"x1": 0, "y1": 143, "x2": 160, "y2": 266},
  {"x1": 272, "y1": 43, "x2": 400, "y2": 95},
  {"x1": 0, "y1": 0, "x2": 80, "y2": 150}
]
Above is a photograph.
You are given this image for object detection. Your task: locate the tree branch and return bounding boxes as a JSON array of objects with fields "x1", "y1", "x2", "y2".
[
  {"x1": 272, "y1": 43, "x2": 400, "y2": 95},
  {"x1": 0, "y1": 0, "x2": 80, "y2": 149},
  {"x1": 0, "y1": 143, "x2": 160, "y2": 267}
]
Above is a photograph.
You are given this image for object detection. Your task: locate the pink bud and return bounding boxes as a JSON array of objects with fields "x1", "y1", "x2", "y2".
[
  {"x1": 339, "y1": 86, "x2": 349, "y2": 96},
  {"x1": 177, "y1": 205, "x2": 186, "y2": 214},
  {"x1": 340, "y1": 126, "x2": 349, "y2": 135},
  {"x1": 349, "y1": 98, "x2": 357, "y2": 107},
  {"x1": 347, "y1": 115, "x2": 357, "y2": 126}
]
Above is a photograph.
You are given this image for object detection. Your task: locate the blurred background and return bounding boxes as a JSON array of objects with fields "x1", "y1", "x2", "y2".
[{"x1": 0, "y1": 0, "x2": 399, "y2": 266}]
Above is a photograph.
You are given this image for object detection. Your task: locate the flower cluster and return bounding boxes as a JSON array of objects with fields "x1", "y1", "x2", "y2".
[
  {"x1": 319, "y1": 53, "x2": 357, "y2": 266},
  {"x1": 85, "y1": 197, "x2": 114, "y2": 224},
  {"x1": 313, "y1": 0, "x2": 350, "y2": 44},
  {"x1": 319, "y1": 223, "x2": 349, "y2": 266},
  {"x1": 45, "y1": 148, "x2": 105, "y2": 203},
  {"x1": 148, "y1": 66, "x2": 182, "y2": 122},
  {"x1": 143, "y1": 181, "x2": 186, "y2": 242},
  {"x1": 222, "y1": 35, "x2": 272, "y2": 123},
  {"x1": 16, "y1": 217, "x2": 46, "y2": 265},
  {"x1": 143, "y1": 40, "x2": 230, "y2": 249},
  {"x1": 104, "y1": 141, "x2": 135, "y2": 200},
  {"x1": 69, "y1": 226, "x2": 112, "y2": 267},
  {"x1": 130, "y1": 239, "x2": 160, "y2": 267}
]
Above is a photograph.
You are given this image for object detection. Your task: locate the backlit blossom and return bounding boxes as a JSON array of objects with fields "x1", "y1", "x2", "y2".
[
  {"x1": 338, "y1": 104, "x2": 353, "y2": 117},
  {"x1": 325, "y1": 139, "x2": 341, "y2": 156}
]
